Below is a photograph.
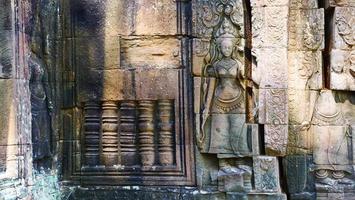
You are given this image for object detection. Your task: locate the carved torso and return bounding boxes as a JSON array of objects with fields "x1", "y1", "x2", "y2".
[
  {"x1": 30, "y1": 61, "x2": 46, "y2": 101},
  {"x1": 212, "y1": 58, "x2": 245, "y2": 113}
]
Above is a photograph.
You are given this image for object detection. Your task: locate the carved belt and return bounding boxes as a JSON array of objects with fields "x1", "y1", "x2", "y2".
[
  {"x1": 312, "y1": 107, "x2": 344, "y2": 126},
  {"x1": 213, "y1": 93, "x2": 243, "y2": 113}
]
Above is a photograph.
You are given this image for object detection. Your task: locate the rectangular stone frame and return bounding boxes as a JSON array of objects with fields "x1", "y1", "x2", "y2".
[{"x1": 59, "y1": 0, "x2": 195, "y2": 186}]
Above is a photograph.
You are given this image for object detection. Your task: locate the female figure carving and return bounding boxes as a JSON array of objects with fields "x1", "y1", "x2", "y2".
[
  {"x1": 29, "y1": 51, "x2": 53, "y2": 170},
  {"x1": 311, "y1": 90, "x2": 353, "y2": 185},
  {"x1": 198, "y1": 19, "x2": 251, "y2": 189}
]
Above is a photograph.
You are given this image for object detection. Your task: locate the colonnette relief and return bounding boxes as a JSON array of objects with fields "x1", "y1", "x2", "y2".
[{"x1": 0, "y1": 0, "x2": 354, "y2": 199}]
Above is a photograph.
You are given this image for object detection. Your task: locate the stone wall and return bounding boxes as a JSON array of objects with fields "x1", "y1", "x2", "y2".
[
  {"x1": 0, "y1": 0, "x2": 32, "y2": 199},
  {"x1": 0, "y1": 0, "x2": 354, "y2": 199}
]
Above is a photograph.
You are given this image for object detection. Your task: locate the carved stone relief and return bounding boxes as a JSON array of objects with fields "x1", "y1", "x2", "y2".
[
  {"x1": 251, "y1": 6, "x2": 288, "y2": 48},
  {"x1": 288, "y1": 9, "x2": 324, "y2": 51},
  {"x1": 311, "y1": 90, "x2": 354, "y2": 194},
  {"x1": 330, "y1": 49, "x2": 355, "y2": 91},
  {"x1": 193, "y1": 0, "x2": 285, "y2": 197},
  {"x1": 329, "y1": 0, "x2": 355, "y2": 7},
  {"x1": 2, "y1": 0, "x2": 355, "y2": 199},
  {"x1": 332, "y1": 7, "x2": 355, "y2": 50}
]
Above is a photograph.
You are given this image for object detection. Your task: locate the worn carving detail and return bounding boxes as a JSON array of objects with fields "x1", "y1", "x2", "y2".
[
  {"x1": 192, "y1": 0, "x2": 245, "y2": 38},
  {"x1": 252, "y1": 49, "x2": 288, "y2": 89},
  {"x1": 289, "y1": 0, "x2": 318, "y2": 9},
  {"x1": 330, "y1": 49, "x2": 355, "y2": 91},
  {"x1": 83, "y1": 102, "x2": 101, "y2": 166},
  {"x1": 329, "y1": 0, "x2": 355, "y2": 7},
  {"x1": 138, "y1": 101, "x2": 156, "y2": 166},
  {"x1": 157, "y1": 100, "x2": 175, "y2": 166},
  {"x1": 29, "y1": 51, "x2": 53, "y2": 170},
  {"x1": 120, "y1": 101, "x2": 138, "y2": 166},
  {"x1": 311, "y1": 90, "x2": 354, "y2": 189},
  {"x1": 251, "y1": 7, "x2": 288, "y2": 48},
  {"x1": 288, "y1": 51, "x2": 322, "y2": 90},
  {"x1": 253, "y1": 156, "x2": 281, "y2": 193},
  {"x1": 289, "y1": 9, "x2": 324, "y2": 50},
  {"x1": 259, "y1": 89, "x2": 288, "y2": 125},
  {"x1": 332, "y1": 7, "x2": 355, "y2": 50},
  {"x1": 284, "y1": 155, "x2": 316, "y2": 199},
  {"x1": 101, "y1": 101, "x2": 119, "y2": 166}
]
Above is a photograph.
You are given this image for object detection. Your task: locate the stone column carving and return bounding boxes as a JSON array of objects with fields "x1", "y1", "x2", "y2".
[
  {"x1": 120, "y1": 101, "x2": 138, "y2": 166},
  {"x1": 138, "y1": 101, "x2": 155, "y2": 166},
  {"x1": 158, "y1": 100, "x2": 174, "y2": 166},
  {"x1": 101, "y1": 101, "x2": 119, "y2": 166},
  {"x1": 83, "y1": 102, "x2": 101, "y2": 166}
]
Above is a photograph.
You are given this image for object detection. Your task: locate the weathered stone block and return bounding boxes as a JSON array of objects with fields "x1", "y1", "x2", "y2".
[
  {"x1": 252, "y1": 7, "x2": 288, "y2": 48},
  {"x1": 70, "y1": 0, "x2": 129, "y2": 37},
  {"x1": 251, "y1": 0, "x2": 289, "y2": 7},
  {"x1": 135, "y1": 69, "x2": 180, "y2": 100},
  {"x1": 265, "y1": 124, "x2": 288, "y2": 156},
  {"x1": 227, "y1": 192, "x2": 286, "y2": 200},
  {"x1": 331, "y1": 7, "x2": 355, "y2": 50},
  {"x1": 218, "y1": 170, "x2": 245, "y2": 192},
  {"x1": 289, "y1": 0, "x2": 319, "y2": 9},
  {"x1": 0, "y1": 30, "x2": 14, "y2": 78},
  {"x1": 287, "y1": 124, "x2": 313, "y2": 154},
  {"x1": 316, "y1": 192, "x2": 355, "y2": 200},
  {"x1": 288, "y1": 51, "x2": 322, "y2": 90},
  {"x1": 193, "y1": 192, "x2": 226, "y2": 200},
  {"x1": 283, "y1": 155, "x2": 315, "y2": 199},
  {"x1": 258, "y1": 89, "x2": 288, "y2": 125},
  {"x1": 135, "y1": 0, "x2": 178, "y2": 35},
  {"x1": 252, "y1": 48, "x2": 288, "y2": 89},
  {"x1": 194, "y1": 77, "x2": 202, "y2": 114},
  {"x1": 253, "y1": 156, "x2": 282, "y2": 193},
  {"x1": 192, "y1": 38, "x2": 211, "y2": 77},
  {"x1": 0, "y1": 1, "x2": 12, "y2": 31},
  {"x1": 312, "y1": 125, "x2": 352, "y2": 166},
  {"x1": 77, "y1": 69, "x2": 134, "y2": 102},
  {"x1": 60, "y1": 108, "x2": 82, "y2": 141},
  {"x1": 195, "y1": 148, "x2": 219, "y2": 188},
  {"x1": 289, "y1": 9, "x2": 324, "y2": 51},
  {"x1": 121, "y1": 37, "x2": 182, "y2": 69},
  {"x1": 74, "y1": 37, "x2": 120, "y2": 70},
  {"x1": 329, "y1": 0, "x2": 355, "y2": 7},
  {"x1": 0, "y1": 79, "x2": 13, "y2": 146},
  {"x1": 288, "y1": 89, "x2": 319, "y2": 125}
]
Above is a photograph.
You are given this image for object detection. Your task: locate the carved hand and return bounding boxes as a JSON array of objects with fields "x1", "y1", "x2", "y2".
[{"x1": 300, "y1": 121, "x2": 311, "y2": 131}]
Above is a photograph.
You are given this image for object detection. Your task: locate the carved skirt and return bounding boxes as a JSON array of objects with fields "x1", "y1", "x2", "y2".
[
  {"x1": 312, "y1": 126, "x2": 352, "y2": 173},
  {"x1": 208, "y1": 113, "x2": 251, "y2": 158},
  {"x1": 31, "y1": 99, "x2": 51, "y2": 160}
]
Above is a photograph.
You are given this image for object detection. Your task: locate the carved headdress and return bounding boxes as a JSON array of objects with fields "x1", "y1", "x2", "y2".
[{"x1": 215, "y1": 19, "x2": 240, "y2": 44}]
